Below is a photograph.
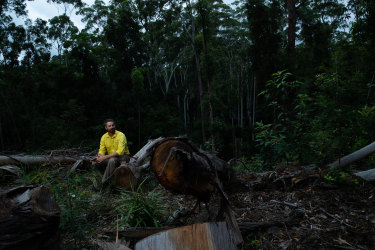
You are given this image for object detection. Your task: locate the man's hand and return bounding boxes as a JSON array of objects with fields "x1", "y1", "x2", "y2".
[
  {"x1": 91, "y1": 152, "x2": 119, "y2": 164},
  {"x1": 90, "y1": 154, "x2": 107, "y2": 163},
  {"x1": 96, "y1": 154, "x2": 107, "y2": 163}
]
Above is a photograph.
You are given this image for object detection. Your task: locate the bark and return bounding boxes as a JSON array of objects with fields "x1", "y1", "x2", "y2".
[
  {"x1": 327, "y1": 141, "x2": 375, "y2": 168},
  {"x1": 135, "y1": 222, "x2": 237, "y2": 250},
  {"x1": 0, "y1": 185, "x2": 60, "y2": 250}
]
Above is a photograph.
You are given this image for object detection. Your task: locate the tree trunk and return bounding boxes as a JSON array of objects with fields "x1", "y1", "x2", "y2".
[
  {"x1": 287, "y1": 0, "x2": 297, "y2": 73},
  {"x1": 0, "y1": 185, "x2": 61, "y2": 250},
  {"x1": 135, "y1": 222, "x2": 237, "y2": 250},
  {"x1": 327, "y1": 141, "x2": 375, "y2": 168}
]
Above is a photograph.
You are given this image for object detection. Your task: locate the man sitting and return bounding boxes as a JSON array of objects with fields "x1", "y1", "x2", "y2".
[{"x1": 91, "y1": 119, "x2": 130, "y2": 189}]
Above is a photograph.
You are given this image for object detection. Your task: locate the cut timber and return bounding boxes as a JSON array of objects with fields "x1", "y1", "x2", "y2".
[
  {"x1": 150, "y1": 137, "x2": 242, "y2": 245},
  {"x1": 0, "y1": 185, "x2": 61, "y2": 250},
  {"x1": 354, "y1": 168, "x2": 375, "y2": 181},
  {"x1": 135, "y1": 222, "x2": 237, "y2": 250},
  {"x1": 151, "y1": 139, "x2": 214, "y2": 200},
  {"x1": 113, "y1": 165, "x2": 138, "y2": 189},
  {"x1": 328, "y1": 141, "x2": 375, "y2": 168}
]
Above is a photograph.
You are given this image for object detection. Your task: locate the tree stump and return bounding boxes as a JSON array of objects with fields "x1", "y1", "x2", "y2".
[
  {"x1": 0, "y1": 185, "x2": 61, "y2": 250},
  {"x1": 113, "y1": 165, "x2": 138, "y2": 190}
]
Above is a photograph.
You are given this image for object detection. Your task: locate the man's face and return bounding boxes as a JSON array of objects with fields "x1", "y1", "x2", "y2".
[{"x1": 105, "y1": 121, "x2": 116, "y2": 134}]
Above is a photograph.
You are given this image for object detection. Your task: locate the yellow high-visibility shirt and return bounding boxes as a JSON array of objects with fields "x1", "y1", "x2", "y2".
[{"x1": 98, "y1": 130, "x2": 130, "y2": 156}]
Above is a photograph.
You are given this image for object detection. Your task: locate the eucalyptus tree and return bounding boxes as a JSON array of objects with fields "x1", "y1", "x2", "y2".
[
  {"x1": 296, "y1": 0, "x2": 347, "y2": 82},
  {"x1": 0, "y1": 0, "x2": 27, "y2": 68},
  {"x1": 219, "y1": 0, "x2": 254, "y2": 156},
  {"x1": 48, "y1": 14, "x2": 78, "y2": 65},
  {"x1": 22, "y1": 18, "x2": 51, "y2": 68}
]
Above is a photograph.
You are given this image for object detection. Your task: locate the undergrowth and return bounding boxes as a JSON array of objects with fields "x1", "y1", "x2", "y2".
[
  {"x1": 14, "y1": 164, "x2": 171, "y2": 249},
  {"x1": 114, "y1": 178, "x2": 171, "y2": 228}
]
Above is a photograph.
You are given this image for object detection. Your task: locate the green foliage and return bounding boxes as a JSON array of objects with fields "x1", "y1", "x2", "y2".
[
  {"x1": 324, "y1": 167, "x2": 359, "y2": 185},
  {"x1": 244, "y1": 232, "x2": 261, "y2": 248},
  {"x1": 19, "y1": 165, "x2": 63, "y2": 185},
  {"x1": 255, "y1": 70, "x2": 303, "y2": 165},
  {"x1": 233, "y1": 156, "x2": 265, "y2": 173},
  {"x1": 114, "y1": 179, "x2": 170, "y2": 228}
]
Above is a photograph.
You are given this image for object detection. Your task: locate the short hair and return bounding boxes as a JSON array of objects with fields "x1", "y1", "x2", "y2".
[{"x1": 104, "y1": 119, "x2": 115, "y2": 127}]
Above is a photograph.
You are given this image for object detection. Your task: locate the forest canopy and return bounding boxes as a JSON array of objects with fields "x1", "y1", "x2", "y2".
[{"x1": 1, "y1": 0, "x2": 374, "y2": 168}]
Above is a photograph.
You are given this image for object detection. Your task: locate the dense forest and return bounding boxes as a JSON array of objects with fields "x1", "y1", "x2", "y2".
[{"x1": 1, "y1": 0, "x2": 375, "y2": 169}]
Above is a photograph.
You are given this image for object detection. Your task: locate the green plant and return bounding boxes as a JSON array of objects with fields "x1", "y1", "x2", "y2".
[
  {"x1": 255, "y1": 70, "x2": 304, "y2": 165},
  {"x1": 115, "y1": 178, "x2": 170, "y2": 228},
  {"x1": 233, "y1": 156, "x2": 265, "y2": 173},
  {"x1": 54, "y1": 171, "x2": 99, "y2": 249},
  {"x1": 245, "y1": 233, "x2": 261, "y2": 248},
  {"x1": 324, "y1": 167, "x2": 359, "y2": 185}
]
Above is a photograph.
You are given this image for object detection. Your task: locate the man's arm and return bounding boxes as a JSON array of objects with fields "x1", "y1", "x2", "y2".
[
  {"x1": 91, "y1": 135, "x2": 112, "y2": 163},
  {"x1": 95, "y1": 152, "x2": 119, "y2": 163}
]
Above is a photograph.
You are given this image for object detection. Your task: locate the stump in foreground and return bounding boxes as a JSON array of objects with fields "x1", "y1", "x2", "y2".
[{"x1": 135, "y1": 222, "x2": 237, "y2": 250}]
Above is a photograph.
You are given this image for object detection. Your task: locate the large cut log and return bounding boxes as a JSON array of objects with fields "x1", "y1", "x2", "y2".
[
  {"x1": 150, "y1": 137, "x2": 242, "y2": 245},
  {"x1": 327, "y1": 141, "x2": 375, "y2": 168},
  {"x1": 113, "y1": 164, "x2": 140, "y2": 190},
  {"x1": 0, "y1": 155, "x2": 90, "y2": 166},
  {"x1": 150, "y1": 138, "x2": 232, "y2": 201},
  {"x1": 134, "y1": 222, "x2": 237, "y2": 250},
  {"x1": 0, "y1": 185, "x2": 61, "y2": 250},
  {"x1": 151, "y1": 139, "x2": 215, "y2": 200}
]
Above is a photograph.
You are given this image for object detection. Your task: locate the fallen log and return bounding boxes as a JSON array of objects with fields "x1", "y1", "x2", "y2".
[
  {"x1": 0, "y1": 155, "x2": 90, "y2": 166},
  {"x1": 354, "y1": 168, "x2": 375, "y2": 181},
  {"x1": 0, "y1": 185, "x2": 61, "y2": 250},
  {"x1": 134, "y1": 222, "x2": 237, "y2": 250},
  {"x1": 327, "y1": 141, "x2": 375, "y2": 168}
]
